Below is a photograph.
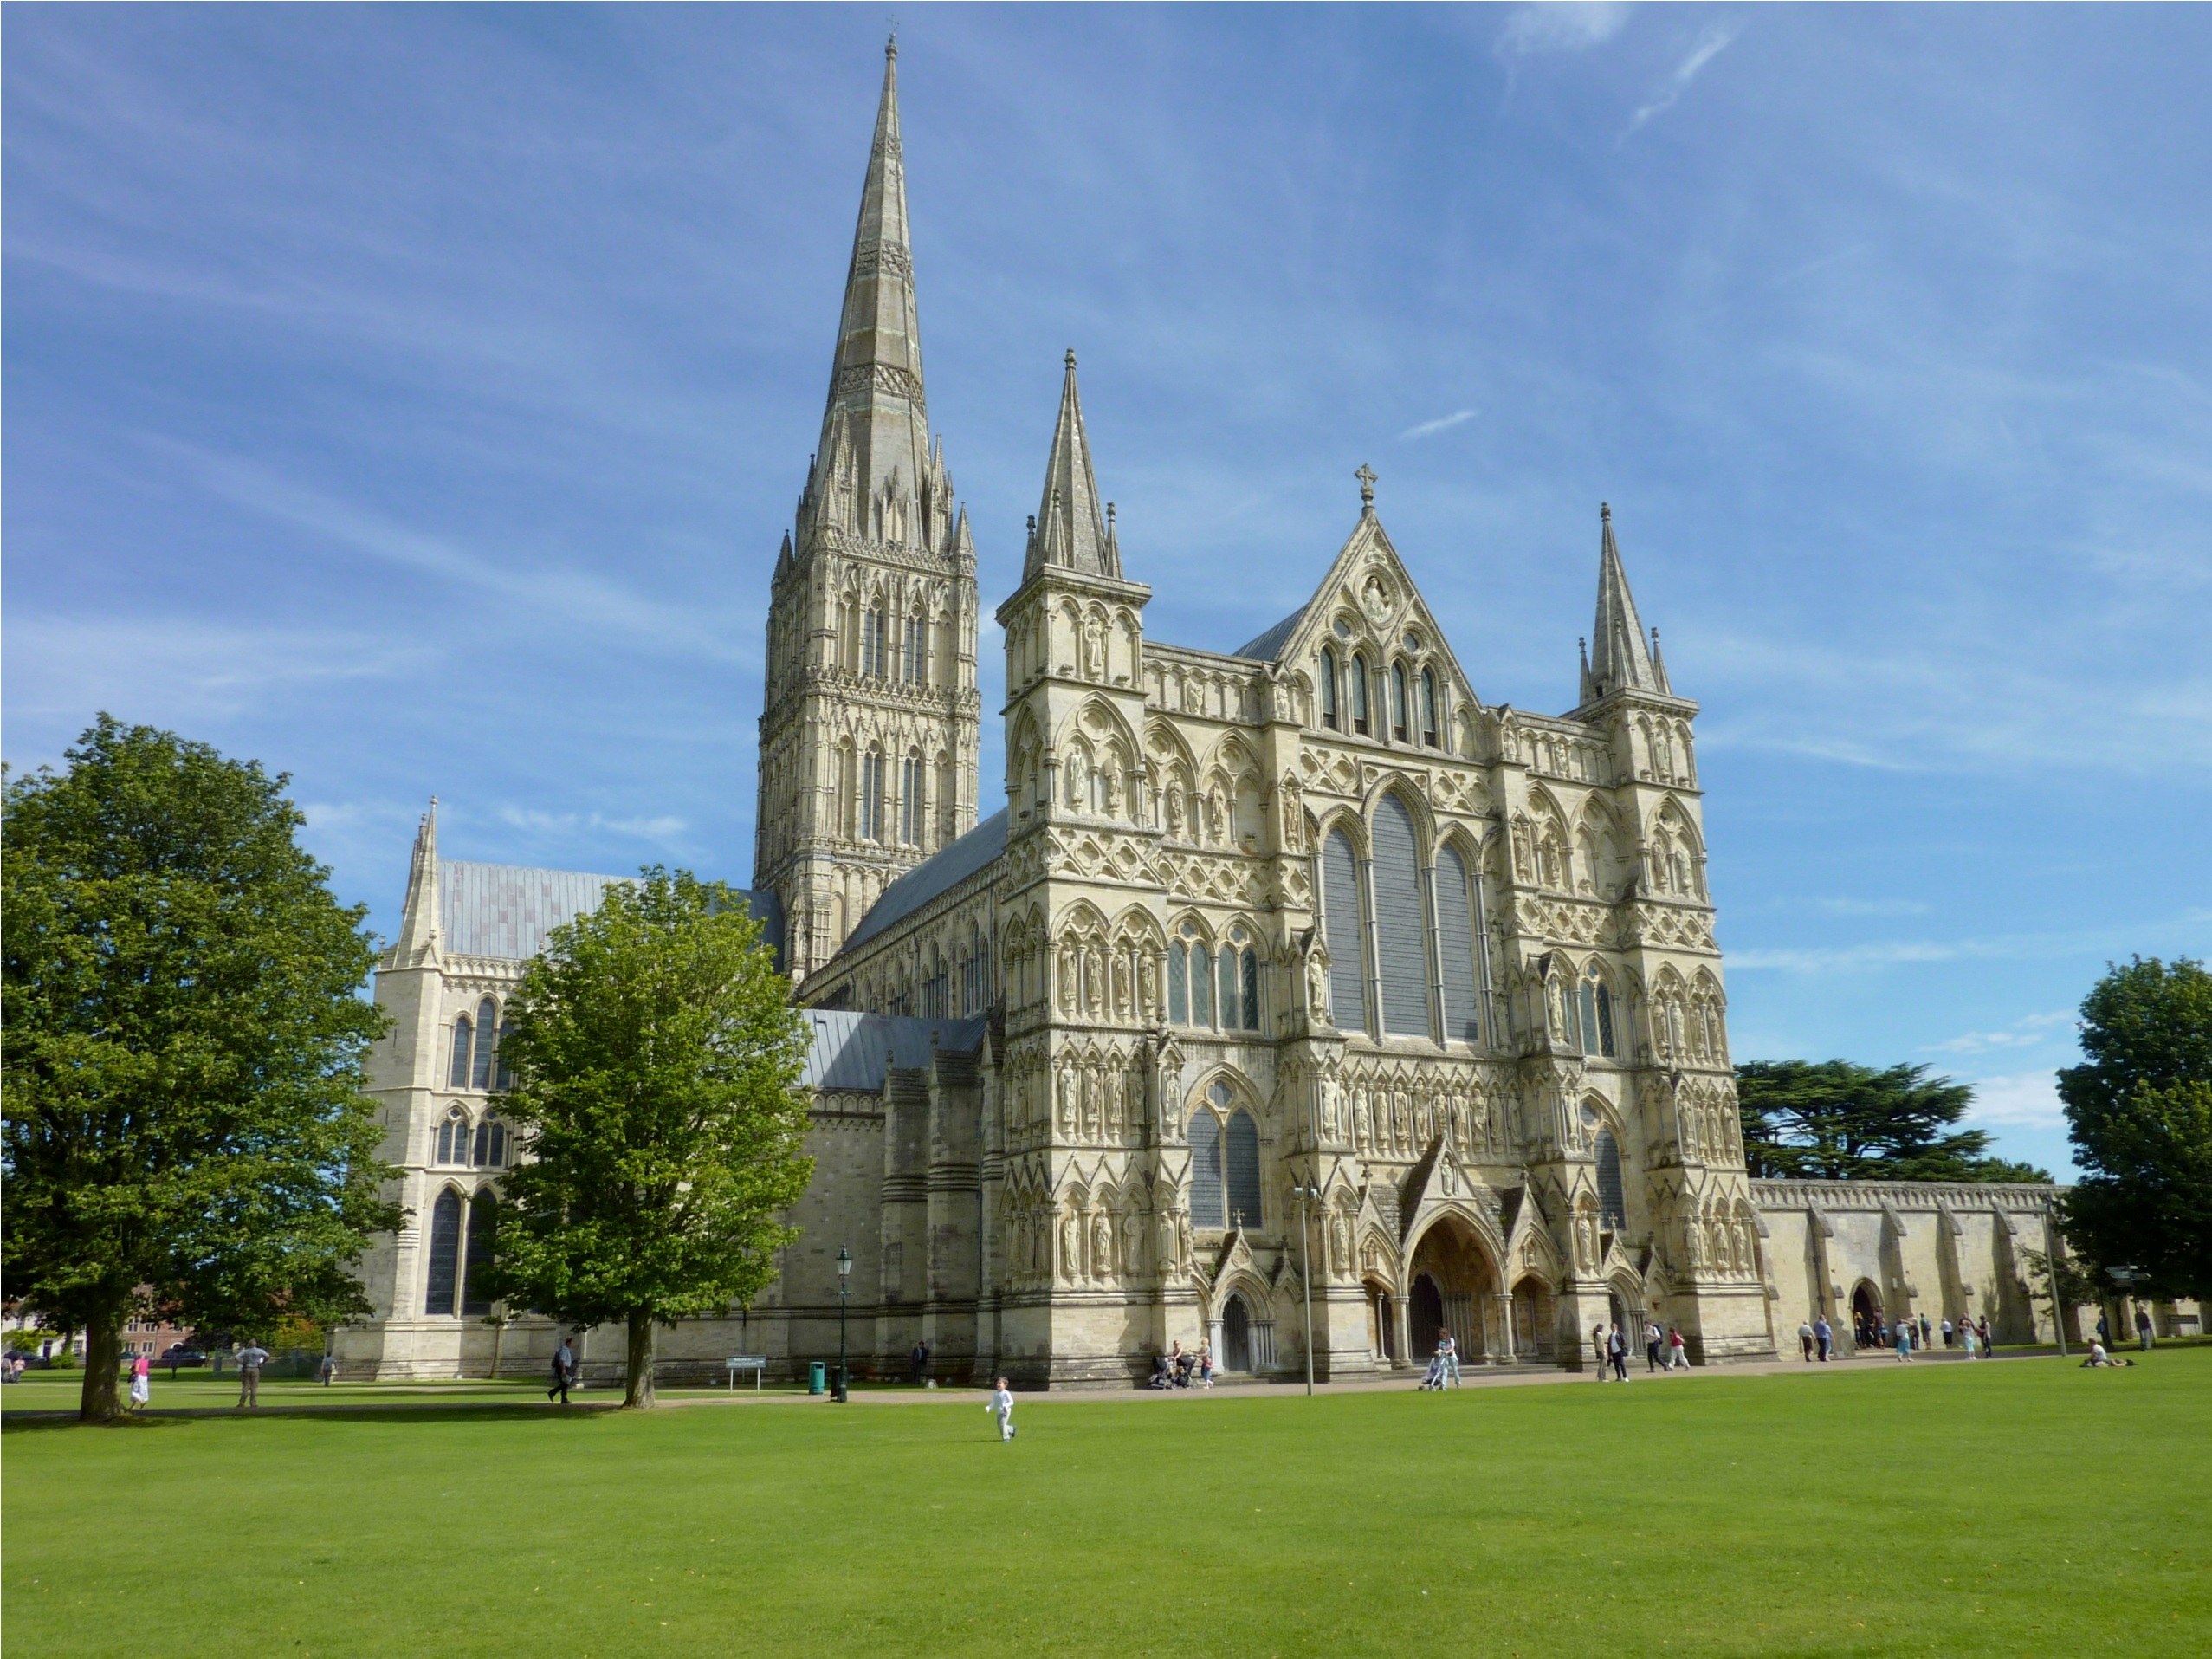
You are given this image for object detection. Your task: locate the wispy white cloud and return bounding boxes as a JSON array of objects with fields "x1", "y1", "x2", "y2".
[
  {"x1": 1962, "y1": 1070, "x2": 2069, "y2": 1132},
  {"x1": 496, "y1": 806, "x2": 690, "y2": 844},
  {"x1": 1728, "y1": 917, "x2": 2197, "y2": 975},
  {"x1": 1808, "y1": 897, "x2": 1931, "y2": 917},
  {"x1": 1924, "y1": 1011, "x2": 2075, "y2": 1054},
  {"x1": 1495, "y1": 3, "x2": 1636, "y2": 60},
  {"x1": 1622, "y1": 18, "x2": 1743, "y2": 139},
  {"x1": 1400, "y1": 408, "x2": 1478, "y2": 441}
]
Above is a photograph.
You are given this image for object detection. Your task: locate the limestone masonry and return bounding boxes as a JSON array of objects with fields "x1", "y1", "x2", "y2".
[{"x1": 335, "y1": 44, "x2": 2121, "y2": 1387}]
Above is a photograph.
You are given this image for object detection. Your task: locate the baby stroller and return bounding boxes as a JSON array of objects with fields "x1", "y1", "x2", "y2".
[
  {"x1": 1418, "y1": 1352, "x2": 1448, "y2": 1390},
  {"x1": 1148, "y1": 1353, "x2": 1174, "y2": 1390}
]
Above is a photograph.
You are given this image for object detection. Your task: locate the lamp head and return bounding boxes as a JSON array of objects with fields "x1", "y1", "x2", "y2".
[{"x1": 837, "y1": 1245, "x2": 853, "y2": 1280}]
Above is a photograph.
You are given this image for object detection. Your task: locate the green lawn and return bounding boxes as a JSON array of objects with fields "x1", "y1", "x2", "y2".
[{"x1": 6, "y1": 1351, "x2": 2207, "y2": 1657}]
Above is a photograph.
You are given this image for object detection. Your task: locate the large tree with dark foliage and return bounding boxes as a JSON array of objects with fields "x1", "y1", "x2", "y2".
[
  {"x1": 3, "y1": 717, "x2": 396, "y2": 1422},
  {"x1": 1736, "y1": 1060, "x2": 2048, "y2": 1183},
  {"x1": 489, "y1": 869, "x2": 812, "y2": 1409},
  {"x1": 2056, "y1": 956, "x2": 2212, "y2": 1299}
]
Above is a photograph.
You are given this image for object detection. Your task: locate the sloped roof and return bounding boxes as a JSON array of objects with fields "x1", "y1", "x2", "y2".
[
  {"x1": 841, "y1": 808, "x2": 1008, "y2": 954},
  {"x1": 799, "y1": 1009, "x2": 987, "y2": 1092},
  {"x1": 1233, "y1": 605, "x2": 1307, "y2": 663},
  {"x1": 436, "y1": 860, "x2": 782, "y2": 969}
]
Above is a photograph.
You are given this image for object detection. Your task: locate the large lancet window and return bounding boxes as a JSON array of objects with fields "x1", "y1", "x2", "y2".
[
  {"x1": 1421, "y1": 668, "x2": 1440, "y2": 748},
  {"x1": 435, "y1": 1105, "x2": 470, "y2": 1165},
  {"x1": 1372, "y1": 794, "x2": 1432, "y2": 1039},
  {"x1": 461, "y1": 1190, "x2": 496, "y2": 1317},
  {"x1": 1187, "y1": 1107, "x2": 1226, "y2": 1228},
  {"x1": 1225, "y1": 1106, "x2": 1262, "y2": 1228},
  {"x1": 1389, "y1": 662, "x2": 1410, "y2": 742},
  {"x1": 902, "y1": 612, "x2": 927, "y2": 684},
  {"x1": 448, "y1": 1015, "x2": 473, "y2": 1090},
  {"x1": 1594, "y1": 1129, "x2": 1626, "y2": 1230},
  {"x1": 1349, "y1": 654, "x2": 1371, "y2": 736},
  {"x1": 1322, "y1": 830, "x2": 1368, "y2": 1032},
  {"x1": 471, "y1": 1117, "x2": 508, "y2": 1169},
  {"x1": 1579, "y1": 970, "x2": 1617, "y2": 1060},
  {"x1": 901, "y1": 750, "x2": 924, "y2": 846},
  {"x1": 860, "y1": 748, "x2": 884, "y2": 841},
  {"x1": 470, "y1": 996, "x2": 499, "y2": 1091},
  {"x1": 861, "y1": 606, "x2": 888, "y2": 678},
  {"x1": 424, "y1": 1187, "x2": 462, "y2": 1316},
  {"x1": 1436, "y1": 844, "x2": 1481, "y2": 1044},
  {"x1": 1319, "y1": 647, "x2": 1340, "y2": 729}
]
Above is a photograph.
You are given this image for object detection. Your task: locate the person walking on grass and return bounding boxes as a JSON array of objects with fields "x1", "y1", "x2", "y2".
[
  {"x1": 1918, "y1": 1313, "x2": 1932, "y2": 1351},
  {"x1": 1814, "y1": 1315, "x2": 1833, "y2": 1363},
  {"x1": 130, "y1": 1351, "x2": 152, "y2": 1411},
  {"x1": 1665, "y1": 1325, "x2": 1688, "y2": 1371},
  {"x1": 1646, "y1": 1321, "x2": 1665, "y2": 1373},
  {"x1": 548, "y1": 1338, "x2": 574, "y2": 1405},
  {"x1": 1797, "y1": 1319, "x2": 1814, "y2": 1362},
  {"x1": 911, "y1": 1340, "x2": 930, "y2": 1385},
  {"x1": 319, "y1": 1352, "x2": 338, "y2": 1387},
  {"x1": 1607, "y1": 1324, "x2": 1630, "y2": 1381},
  {"x1": 1893, "y1": 1321, "x2": 1913, "y2": 1363},
  {"x1": 2136, "y1": 1307, "x2": 2154, "y2": 1351},
  {"x1": 1976, "y1": 1315, "x2": 1992, "y2": 1356},
  {"x1": 235, "y1": 1341, "x2": 270, "y2": 1409},
  {"x1": 986, "y1": 1375, "x2": 1016, "y2": 1441}
]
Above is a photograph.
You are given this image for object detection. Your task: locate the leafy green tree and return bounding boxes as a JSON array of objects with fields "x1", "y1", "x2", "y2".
[
  {"x1": 2057, "y1": 956, "x2": 2212, "y2": 1298},
  {"x1": 2, "y1": 716, "x2": 396, "y2": 1422},
  {"x1": 1735, "y1": 1060, "x2": 2049, "y2": 1183},
  {"x1": 490, "y1": 868, "x2": 812, "y2": 1409}
]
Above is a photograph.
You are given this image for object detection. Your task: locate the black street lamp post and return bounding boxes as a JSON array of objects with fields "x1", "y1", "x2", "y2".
[
  {"x1": 836, "y1": 1245, "x2": 852, "y2": 1403},
  {"x1": 1290, "y1": 1182, "x2": 1322, "y2": 1396}
]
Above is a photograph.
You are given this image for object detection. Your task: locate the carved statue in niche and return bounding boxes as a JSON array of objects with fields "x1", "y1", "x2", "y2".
[
  {"x1": 1082, "y1": 615, "x2": 1106, "y2": 681},
  {"x1": 1307, "y1": 949, "x2": 1330, "y2": 1023},
  {"x1": 1164, "y1": 785, "x2": 1186, "y2": 839},
  {"x1": 1155, "y1": 1209, "x2": 1178, "y2": 1279},
  {"x1": 1083, "y1": 942, "x2": 1104, "y2": 1017},
  {"x1": 1059, "y1": 1210, "x2": 1082, "y2": 1281},
  {"x1": 1330, "y1": 1213, "x2": 1353, "y2": 1275},
  {"x1": 1574, "y1": 1209, "x2": 1598, "y2": 1273},
  {"x1": 1102, "y1": 766, "x2": 1123, "y2": 817},
  {"x1": 1055, "y1": 1067, "x2": 1073, "y2": 1136},
  {"x1": 1205, "y1": 787, "x2": 1227, "y2": 845},
  {"x1": 1279, "y1": 783, "x2": 1303, "y2": 852},
  {"x1": 1112, "y1": 950, "x2": 1133, "y2": 1021},
  {"x1": 1122, "y1": 1210, "x2": 1144, "y2": 1276},
  {"x1": 1064, "y1": 748, "x2": 1088, "y2": 810},
  {"x1": 1138, "y1": 951, "x2": 1159, "y2": 1019},
  {"x1": 1176, "y1": 1213, "x2": 1193, "y2": 1270},
  {"x1": 1090, "y1": 1209, "x2": 1114, "y2": 1281},
  {"x1": 1353, "y1": 1089, "x2": 1372, "y2": 1150},
  {"x1": 1056, "y1": 943, "x2": 1077, "y2": 1014}
]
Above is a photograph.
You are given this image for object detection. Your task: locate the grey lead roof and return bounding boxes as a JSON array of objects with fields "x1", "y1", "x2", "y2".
[
  {"x1": 437, "y1": 860, "x2": 781, "y2": 969},
  {"x1": 840, "y1": 808, "x2": 1008, "y2": 955},
  {"x1": 1233, "y1": 605, "x2": 1307, "y2": 663},
  {"x1": 799, "y1": 1009, "x2": 987, "y2": 1092}
]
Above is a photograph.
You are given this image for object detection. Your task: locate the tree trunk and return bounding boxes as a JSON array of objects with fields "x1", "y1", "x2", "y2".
[
  {"x1": 80, "y1": 1313, "x2": 123, "y2": 1423},
  {"x1": 623, "y1": 1312, "x2": 656, "y2": 1409}
]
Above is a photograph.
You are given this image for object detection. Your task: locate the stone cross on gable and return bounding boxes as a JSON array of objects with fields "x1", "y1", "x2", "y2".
[{"x1": 1355, "y1": 464, "x2": 1377, "y2": 509}]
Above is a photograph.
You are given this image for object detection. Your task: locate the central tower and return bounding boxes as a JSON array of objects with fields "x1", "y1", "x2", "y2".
[{"x1": 754, "y1": 40, "x2": 981, "y2": 978}]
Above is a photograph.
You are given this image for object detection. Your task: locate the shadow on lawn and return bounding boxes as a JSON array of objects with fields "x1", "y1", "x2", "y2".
[{"x1": 0, "y1": 1401, "x2": 624, "y2": 1435}]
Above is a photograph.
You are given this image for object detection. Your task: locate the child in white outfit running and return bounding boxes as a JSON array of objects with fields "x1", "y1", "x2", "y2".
[{"x1": 986, "y1": 1376, "x2": 1015, "y2": 1441}]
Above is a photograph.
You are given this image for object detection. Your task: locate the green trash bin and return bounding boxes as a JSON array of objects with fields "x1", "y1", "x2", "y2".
[{"x1": 808, "y1": 1360, "x2": 826, "y2": 1396}]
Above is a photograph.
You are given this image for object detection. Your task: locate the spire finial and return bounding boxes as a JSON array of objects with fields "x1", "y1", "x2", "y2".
[
  {"x1": 885, "y1": 23, "x2": 897, "y2": 59},
  {"x1": 1064, "y1": 347, "x2": 1077, "y2": 369},
  {"x1": 1355, "y1": 463, "x2": 1377, "y2": 509},
  {"x1": 1601, "y1": 501, "x2": 1611, "y2": 522}
]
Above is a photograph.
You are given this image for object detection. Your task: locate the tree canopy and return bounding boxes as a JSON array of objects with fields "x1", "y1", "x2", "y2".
[
  {"x1": 2, "y1": 716, "x2": 396, "y2": 1421},
  {"x1": 489, "y1": 868, "x2": 812, "y2": 1408},
  {"x1": 2056, "y1": 956, "x2": 2212, "y2": 1299},
  {"x1": 1735, "y1": 1059, "x2": 2049, "y2": 1183}
]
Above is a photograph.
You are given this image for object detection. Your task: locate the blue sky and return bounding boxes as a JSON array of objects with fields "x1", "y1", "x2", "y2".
[{"x1": 7, "y1": 4, "x2": 2208, "y2": 1177}]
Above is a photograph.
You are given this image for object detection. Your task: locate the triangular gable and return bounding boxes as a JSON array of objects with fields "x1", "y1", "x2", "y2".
[
  {"x1": 1231, "y1": 509, "x2": 1485, "y2": 720},
  {"x1": 1398, "y1": 1134, "x2": 1495, "y2": 1247}
]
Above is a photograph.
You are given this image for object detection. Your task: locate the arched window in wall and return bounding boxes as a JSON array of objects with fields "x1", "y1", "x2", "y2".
[
  {"x1": 424, "y1": 1187, "x2": 462, "y2": 1316},
  {"x1": 471, "y1": 996, "x2": 499, "y2": 1091},
  {"x1": 861, "y1": 606, "x2": 888, "y2": 678},
  {"x1": 860, "y1": 748, "x2": 884, "y2": 841},
  {"x1": 1435, "y1": 844, "x2": 1481, "y2": 1044},
  {"x1": 902, "y1": 611, "x2": 927, "y2": 684},
  {"x1": 1226, "y1": 1106, "x2": 1262, "y2": 1228},
  {"x1": 495, "y1": 1023, "x2": 514, "y2": 1092},
  {"x1": 1322, "y1": 830, "x2": 1368, "y2": 1033},
  {"x1": 900, "y1": 750, "x2": 924, "y2": 846},
  {"x1": 461, "y1": 1190, "x2": 496, "y2": 1317},
  {"x1": 1579, "y1": 970, "x2": 1617, "y2": 1059},
  {"x1": 1319, "y1": 647, "x2": 1340, "y2": 729},
  {"x1": 435, "y1": 1105, "x2": 469, "y2": 1165},
  {"x1": 1187, "y1": 1106, "x2": 1226, "y2": 1228},
  {"x1": 1372, "y1": 795, "x2": 1432, "y2": 1039},
  {"x1": 448, "y1": 1015, "x2": 473, "y2": 1090},
  {"x1": 1594, "y1": 1129, "x2": 1626, "y2": 1230},
  {"x1": 1389, "y1": 662, "x2": 1410, "y2": 742},
  {"x1": 1349, "y1": 654, "x2": 1371, "y2": 736},
  {"x1": 1420, "y1": 668, "x2": 1440, "y2": 748},
  {"x1": 471, "y1": 1116, "x2": 508, "y2": 1169},
  {"x1": 1218, "y1": 928, "x2": 1260, "y2": 1032}
]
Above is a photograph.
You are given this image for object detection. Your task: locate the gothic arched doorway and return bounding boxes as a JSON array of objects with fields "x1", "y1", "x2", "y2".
[
  {"x1": 1406, "y1": 1213, "x2": 1503, "y2": 1363},
  {"x1": 1409, "y1": 1273, "x2": 1445, "y2": 1360},
  {"x1": 1850, "y1": 1280, "x2": 1885, "y2": 1347},
  {"x1": 1223, "y1": 1293, "x2": 1254, "y2": 1373}
]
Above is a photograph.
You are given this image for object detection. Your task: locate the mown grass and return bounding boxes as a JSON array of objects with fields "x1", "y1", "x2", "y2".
[{"x1": 5, "y1": 1349, "x2": 2207, "y2": 1657}]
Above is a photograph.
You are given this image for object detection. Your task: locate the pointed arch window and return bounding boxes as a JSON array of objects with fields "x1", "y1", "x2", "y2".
[
  {"x1": 902, "y1": 611, "x2": 928, "y2": 684},
  {"x1": 435, "y1": 1105, "x2": 470, "y2": 1165},
  {"x1": 470, "y1": 996, "x2": 499, "y2": 1091},
  {"x1": 1322, "y1": 829, "x2": 1369, "y2": 1033},
  {"x1": 1435, "y1": 844, "x2": 1481, "y2": 1044},
  {"x1": 1372, "y1": 794, "x2": 1432, "y2": 1039},
  {"x1": 1580, "y1": 970, "x2": 1617, "y2": 1060},
  {"x1": 495, "y1": 1022, "x2": 514, "y2": 1092},
  {"x1": 1594, "y1": 1130, "x2": 1626, "y2": 1230},
  {"x1": 448, "y1": 1015, "x2": 473, "y2": 1090},
  {"x1": 900, "y1": 749, "x2": 924, "y2": 846},
  {"x1": 1167, "y1": 936, "x2": 1189, "y2": 1026},
  {"x1": 1319, "y1": 647, "x2": 1341, "y2": 730},
  {"x1": 471, "y1": 1116, "x2": 508, "y2": 1169},
  {"x1": 1225, "y1": 1106, "x2": 1262, "y2": 1228},
  {"x1": 461, "y1": 1190, "x2": 496, "y2": 1317},
  {"x1": 1420, "y1": 668, "x2": 1440, "y2": 748},
  {"x1": 424, "y1": 1188, "x2": 462, "y2": 1316},
  {"x1": 1187, "y1": 1106, "x2": 1226, "y2": 1228},
  {"x1": 1187, "y1": 926, "x2": 1213, "y2": 1027},
  {"x1": 1389, "y1": 662, "x2": 1410, "y2": 742},
  {"x1": 862, "y1": 606, "x2": 888, "y2": 678},
  {"x1": 860, "y1": 748, "x2": 885, "y2": 841},
  {"x1": 1349, "y1": 654, "x2": 1371, "y2": 736}
]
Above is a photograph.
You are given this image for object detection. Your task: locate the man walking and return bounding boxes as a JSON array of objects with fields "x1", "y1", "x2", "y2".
[
  {"x1": 235, "y1": 1340, "x2": 270, "y2": 1409},
  {"x1": 1607, "y1": 1324, "x2": 1630, "y2": 1381},
  {"x1": 1646, "y1": 1321, "x2": 1665, "y2": 1373},
  {"x1": 2136, "y1": 1307, "x2": 2155, "y2": 1351},
  {"x1": 1918, "y1": 1313, "x2": 1932, "y2": 1351},
  {"x1": 1797, "y1": 1319, "x2": 1814, "y2": 1362},
  {"x1": 1814, "y1": 1315, "x2": 1833, "y2": 1362},
  {"x1": 548, "y1": 1338, "x2": 574, "y2": 1405},
  {"x1": 319, "y1": 1352, "x2": 338, "y2": 1387},
  {"x1": 911, "y1": 1340, "x2": 929, "y2": 1385},
  {"x1": 1592, "y1": 1324, "x2": 1609, "y2": 1380}
]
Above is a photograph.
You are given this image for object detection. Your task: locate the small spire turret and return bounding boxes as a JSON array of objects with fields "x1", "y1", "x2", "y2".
[{"x1": 1584, "y1": 502, "x2": 1663, "y2": 702}]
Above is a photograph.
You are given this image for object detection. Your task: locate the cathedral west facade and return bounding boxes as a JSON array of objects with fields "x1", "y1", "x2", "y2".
[{"x1": 335, "y1": 43, "x2": 2082, "y2": 1387}]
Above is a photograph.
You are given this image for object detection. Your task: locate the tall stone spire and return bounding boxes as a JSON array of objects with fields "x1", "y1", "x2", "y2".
[
  {"x1": 806, "y1": 36, "x2": 936, "y2": 542},
  {"x1": 1024, "y1": 350, "x2": 1121, "y2": 580},
  {"x1": 1585, "y1": 502, "x2": 1662, "y2": 702},
  {"x1": 393, "y1": 798, "x2": 442, "y2": 965}
]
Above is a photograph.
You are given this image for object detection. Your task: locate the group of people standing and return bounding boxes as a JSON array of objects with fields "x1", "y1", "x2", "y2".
[
  {"x1": 1149, "y1": 1339, "x2": 1215, "y2": 1389},
  {"x1": 1589, "y1": 1320, "x2": 1689, "y2": 1379}
]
